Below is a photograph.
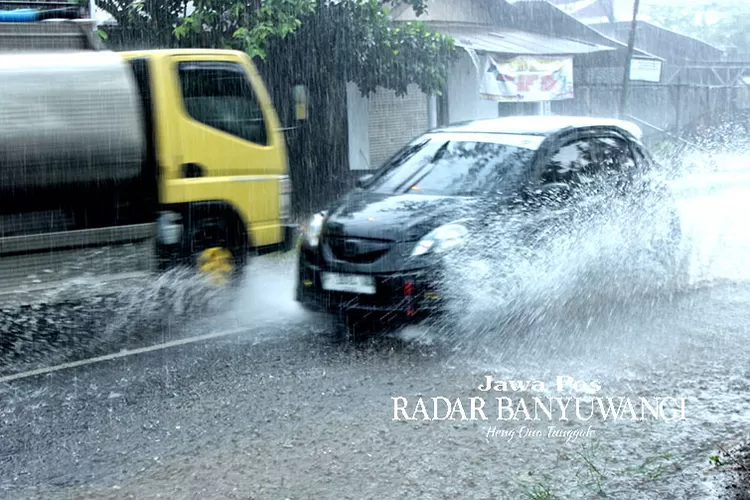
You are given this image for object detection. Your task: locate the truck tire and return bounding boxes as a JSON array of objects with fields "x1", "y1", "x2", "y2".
[{"x1": 179, "y1": 209, "x2": 248, "y2": 287}]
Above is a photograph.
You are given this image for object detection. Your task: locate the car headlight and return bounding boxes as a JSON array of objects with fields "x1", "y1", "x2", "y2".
[
  {"x1": 304, "y1": 212, "x2": 326, "y2": 248},
  {"x1": 411, "y1": 223, "x2": 469, "y2": 257}
]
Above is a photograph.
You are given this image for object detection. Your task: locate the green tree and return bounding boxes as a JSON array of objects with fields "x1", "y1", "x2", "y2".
[
  {"x1": 643, "y1": 2, "x2": 750, "y2": 53},
  {"x1": 98, "y1": 0, "x2": 455, "y2": 96}
]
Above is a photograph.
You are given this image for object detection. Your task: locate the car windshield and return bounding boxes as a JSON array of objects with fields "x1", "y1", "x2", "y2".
[{"x1": 366, "y1": 134, "x2": 539, "y2": 197}]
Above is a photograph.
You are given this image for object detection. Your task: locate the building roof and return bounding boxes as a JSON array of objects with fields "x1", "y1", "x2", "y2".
[
  {"x1": 439, "y1": 27, "x2": 615, "y2": 55},
  {"x1": 436, "y1": 115, "x2": 643, "y2": 139},
  {"x1": 503, "y1": 0, "x2": 659, "y2": 60},
  {"x1": 392, "y1": 0, "x2": 661, "y2": 62},
  {"x1": 590, "y1": 20, "x2": 726, "y2": 63}
]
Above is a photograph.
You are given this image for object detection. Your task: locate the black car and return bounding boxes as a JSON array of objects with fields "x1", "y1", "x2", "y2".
[{"x1": 295, "y1": 116, "x2": 682, "y2": 335}]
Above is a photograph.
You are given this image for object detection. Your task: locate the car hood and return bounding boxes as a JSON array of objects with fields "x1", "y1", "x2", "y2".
[{"x1": 321, "y1": 190, "x2": 478, "y2": 242}]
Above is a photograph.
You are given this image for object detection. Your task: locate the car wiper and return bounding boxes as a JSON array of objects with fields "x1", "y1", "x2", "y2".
[
  {"x1": 366, "y1": 139, "x2": 432, "y2": 190},
  {"x1": 395, "y1": 141, "x2": 451, "y2": 193},
  {"x1": 430, "y1": 141, "x2": 451, "y2": 162},
  {"x1": 384, "y1": 139, "x2": 431, "y2": 171}
]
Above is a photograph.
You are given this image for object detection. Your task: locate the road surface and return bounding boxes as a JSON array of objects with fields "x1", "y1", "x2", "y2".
[{"x1": 1, "y1": 158, "x2": 750, "y2": 499}]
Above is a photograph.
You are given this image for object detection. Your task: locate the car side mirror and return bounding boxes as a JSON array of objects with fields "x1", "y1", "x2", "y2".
[{"x1": 356, "y1": 174, "x2": 374, "y2": 188}]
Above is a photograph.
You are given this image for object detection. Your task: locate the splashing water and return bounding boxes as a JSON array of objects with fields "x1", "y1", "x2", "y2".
[
  {"x1": 432, "y1": 180, "x2": 683, "y2": 339},
  {"x1": 397, "y1": 136, "x2": 750, "y2": 379},
  {"x1": 0, "y1": 268, "x2": 230, "y2": 372}
]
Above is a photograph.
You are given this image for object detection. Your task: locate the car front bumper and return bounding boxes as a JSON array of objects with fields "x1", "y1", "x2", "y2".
[{"x1": 295, "y1": 250, "x2": 444, "y2": 320}]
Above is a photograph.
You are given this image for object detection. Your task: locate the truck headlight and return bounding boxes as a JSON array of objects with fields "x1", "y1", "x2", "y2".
[
  {"x1": 411, "y1": 223, "x2": 468, "y2": 257},
  {"x1": 304, "y1": 212, "x2": 326, "y2": 248}
]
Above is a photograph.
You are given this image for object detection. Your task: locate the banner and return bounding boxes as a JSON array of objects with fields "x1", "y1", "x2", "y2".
[
  {"x1": 629, "y1": 58, "x2": 662, "y2": 83},
  {"x1": 480, "y1": 55, "x2": 575, "y2": 102}
]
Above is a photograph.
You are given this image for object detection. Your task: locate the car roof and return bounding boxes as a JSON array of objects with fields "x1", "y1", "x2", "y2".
[{"x1": 434, "y1": 115, "x2": 643, "y2": 140}]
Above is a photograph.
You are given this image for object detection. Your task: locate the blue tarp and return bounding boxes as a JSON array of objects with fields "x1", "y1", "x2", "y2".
[{"x1": 0, "y1": 9, "x2": 41, "y2": 22}]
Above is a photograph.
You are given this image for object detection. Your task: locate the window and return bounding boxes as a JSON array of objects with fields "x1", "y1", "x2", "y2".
[
  {"x1": 367, "y1": 139, "x2": 536, "y2": 197},
  {"x1": 541, "y1": 136, "x2": 636, "y2": 188},
  {"x1": 177, "y1": 61, "x2": 267, "y2": 145}
]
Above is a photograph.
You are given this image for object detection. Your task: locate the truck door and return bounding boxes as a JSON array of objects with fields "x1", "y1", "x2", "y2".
[{"x1": 164, "y1": 54, "x2": 285, "y2": 248}]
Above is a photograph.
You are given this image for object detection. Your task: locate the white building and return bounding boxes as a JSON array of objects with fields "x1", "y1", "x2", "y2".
[{"x1": 345, "y1": 0, "x2": 636, "y2": 173}]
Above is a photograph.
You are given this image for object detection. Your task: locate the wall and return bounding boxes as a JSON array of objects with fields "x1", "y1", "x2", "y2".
[
  {"x1": 552, "y1": 82, "x2": 750, "y2": 139},
  {"x1": 445, "y1": 51, "x2": 499, "y2": 123},
  {"x1": 346, "y1": 82, "x2": 370, "y2": 171},
  {"x1": 366, "y1": 84, "x2": 429, "y2": 169},
  {"x1": 393, "y1": 0, "x2": 507, "y2": 24}
]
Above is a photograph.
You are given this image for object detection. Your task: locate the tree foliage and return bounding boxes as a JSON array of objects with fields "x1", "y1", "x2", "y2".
[
  {"x1": 643, "y1": 2, "x2": 750, "y2": 54},
  {"x1": 98, "y1": 0, "x2": 456, "y2": 96}
]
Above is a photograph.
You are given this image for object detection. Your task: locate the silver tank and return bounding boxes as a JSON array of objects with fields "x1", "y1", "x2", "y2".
[{"x1": 0, "y1": 50, "x2": 145, "y2": 190}]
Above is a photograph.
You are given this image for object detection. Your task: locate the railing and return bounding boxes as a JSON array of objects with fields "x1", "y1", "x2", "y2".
[{"x1": 624, "y1": 114, "x2": 711, "y2": 152}]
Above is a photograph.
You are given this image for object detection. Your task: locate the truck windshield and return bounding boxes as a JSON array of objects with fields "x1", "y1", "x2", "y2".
[{"x1": 367, "y1": 138, "x2": 537, "y2": 197}]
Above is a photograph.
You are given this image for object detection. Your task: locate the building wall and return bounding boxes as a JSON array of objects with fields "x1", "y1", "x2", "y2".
[
  {"x1": 366, "y1": 84, "x2": 429, "y2": 169},
  {"x1": 445, "y1": 51, "x2": 499, "y2": 124},
  {"x1": 552, "y1": 82, "x2": 749, "y2": 138},
  {"x1": 346, "y1": 82, "x2": 370, "y2": 171}
]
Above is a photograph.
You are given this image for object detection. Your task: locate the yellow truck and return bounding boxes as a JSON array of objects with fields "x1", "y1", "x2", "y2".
[{"x1": 0, "y1": 11, "x2": 294, "y2": 292}]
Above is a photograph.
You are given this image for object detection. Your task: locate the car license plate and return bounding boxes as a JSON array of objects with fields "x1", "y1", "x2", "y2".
[{"x1": 320, "y1": 273, "x2": 376, "y2": 294}]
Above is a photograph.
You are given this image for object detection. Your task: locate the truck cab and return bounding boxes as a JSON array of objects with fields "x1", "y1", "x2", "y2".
[
  {"x1": 0, "y1": 4, "x2": 293, "y2": 293},
  {"x1": 122, "y1": 49, "x2": 295, "y2": 283}
]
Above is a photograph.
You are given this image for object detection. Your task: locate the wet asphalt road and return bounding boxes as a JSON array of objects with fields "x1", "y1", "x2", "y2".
[
  {"x1": 0, "y1": 255, "x2": 748, "y2": 500},
  {"x1": 2, "y1": 162, "x2": 750, "y2": 499}
]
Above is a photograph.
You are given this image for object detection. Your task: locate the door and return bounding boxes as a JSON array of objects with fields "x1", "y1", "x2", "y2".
[
  {"x1": 162, "y1": 54, "x2": 287, "y2": 244},
  {"x1": 529, "y1": 134, "x2": 638, "y2": 244},
  {"x1": 539, "y1": 134, "x2": 637, "y2": 191},
  {"x1": 172, "y1": 57, "x2": 275, "y2": 177}
]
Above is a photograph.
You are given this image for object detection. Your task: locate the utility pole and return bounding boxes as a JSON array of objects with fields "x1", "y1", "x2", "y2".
[
  {"x1": 89, "y1": 0, "x2": 97, "y2": 30},
  {"x1": 603, "y1": 0, "x2": 616, "y2": 24},
  {"x1": 619, "y1": 0, "x2": 641, "y2": 119}
]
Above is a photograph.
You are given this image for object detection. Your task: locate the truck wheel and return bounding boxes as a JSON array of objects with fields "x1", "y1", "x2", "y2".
[{"x1": 187, "y1": 215, "x2": 247, "y2": 287}]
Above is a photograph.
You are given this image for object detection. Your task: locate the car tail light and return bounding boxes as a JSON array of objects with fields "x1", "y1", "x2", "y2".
[
  {"x1": 279, "y1": 175, "x2": 292, "y2": 220},
  {"x1": 404, "y1": 281, "x2": 416, "y2": 316}
]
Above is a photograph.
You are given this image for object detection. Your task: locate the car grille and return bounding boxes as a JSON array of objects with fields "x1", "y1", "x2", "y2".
[{"x1": 323, "y1": 236, "x2": 392, "y2": 264}]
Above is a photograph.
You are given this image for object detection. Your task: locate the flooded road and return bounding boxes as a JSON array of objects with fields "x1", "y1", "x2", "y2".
[{"x1": 1, "y1": 158, "x2": 749, "y2": 499}]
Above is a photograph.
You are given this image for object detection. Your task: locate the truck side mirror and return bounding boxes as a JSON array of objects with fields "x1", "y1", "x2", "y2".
[
  {"x1": 356, "y1": 174, "x2": 373, "y2": 188},
  {"x1": 294, "y1": 85, "x2": 308, "y2": 121}
]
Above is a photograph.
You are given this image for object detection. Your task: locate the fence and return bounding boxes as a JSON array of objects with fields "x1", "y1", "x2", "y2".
[{"x1": 553, "y1": 63, "x2": 750, "y2": 147}]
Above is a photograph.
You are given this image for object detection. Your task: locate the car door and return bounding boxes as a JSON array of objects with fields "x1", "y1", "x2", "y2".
[
  {"x1": 526, "y1": 133, "x2": 637, "y2": 245},
  {"x1": 539, "y1": 133, "x2": 638, "y2": 195}
]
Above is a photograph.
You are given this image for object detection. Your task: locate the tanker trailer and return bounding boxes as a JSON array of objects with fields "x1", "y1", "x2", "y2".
[
  {"x1": 0, "y1": 35, "x2": 157, "y2": 292},
  {"x1": 0, "y1": 50, "x2": 147, "y2": 194}
]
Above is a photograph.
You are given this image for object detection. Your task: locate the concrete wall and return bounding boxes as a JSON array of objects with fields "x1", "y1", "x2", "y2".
[
  {"x1": 552, "y1": 82, "x2": 750, "y2": 139},
  {"x1": 393, "y1": 0, "x2": 506, "y2": 24},
  {"x1": 346, "y1": 82, "x2": 370, "y2": 171},
  {"x1": 445, "y1": 51, "x2": 499, "y2": 124},
  {"x1": 366, "y1": 84, "x2": 430, "y2": 169},
  {"x1": 346, "y1": 82, "x2": 430, "y2": 171}
]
